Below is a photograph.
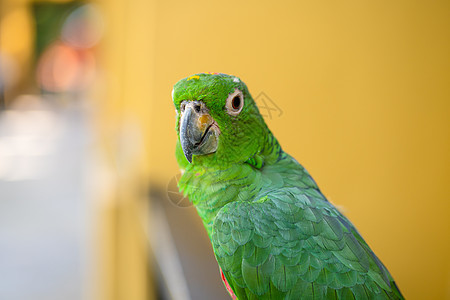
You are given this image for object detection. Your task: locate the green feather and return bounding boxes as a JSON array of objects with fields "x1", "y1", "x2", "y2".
[{"x1": 242, "y1": 255, "x2": 275, "y2": 295}]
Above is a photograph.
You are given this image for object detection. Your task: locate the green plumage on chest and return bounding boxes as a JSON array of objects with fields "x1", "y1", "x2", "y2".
[{"x1": 173, "y1": 73, "x2": 403, "y2": 299}]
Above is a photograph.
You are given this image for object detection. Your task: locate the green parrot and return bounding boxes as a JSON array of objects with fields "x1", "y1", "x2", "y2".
[{"x1": 172, "y1": 73, "x2": 404, "y2": 300}]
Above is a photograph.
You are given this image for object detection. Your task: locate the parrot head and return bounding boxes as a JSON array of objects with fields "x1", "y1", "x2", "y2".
[{"x1": 173, "y1": 73, "x2": 267, "y2": 166}]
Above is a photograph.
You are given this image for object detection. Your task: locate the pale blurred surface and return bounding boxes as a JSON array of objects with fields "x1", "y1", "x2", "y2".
[
  {"x1": 1, "y1": 0, "x2": 449, "y2": 300},
  {"x1": 0, "y1": 99, "x2": 91, "y2": 300}
]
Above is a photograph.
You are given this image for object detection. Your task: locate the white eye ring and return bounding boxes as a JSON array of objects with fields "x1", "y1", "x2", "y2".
[{"x1": 225, "y1": 88, "x2": 244, "y2": 116}]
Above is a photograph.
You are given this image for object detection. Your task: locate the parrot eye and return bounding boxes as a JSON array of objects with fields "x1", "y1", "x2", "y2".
[
  {"x1": 232, "y1": 96, "x2": 241, "y2": 109},
  {"x1": 225, "y1": 89, "x2": 244, "y2": 116}
]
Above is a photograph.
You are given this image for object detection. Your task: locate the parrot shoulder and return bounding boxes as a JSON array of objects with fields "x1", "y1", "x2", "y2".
[{"x1": 211, "y1": 190, "x2": 403, "y2": 299}]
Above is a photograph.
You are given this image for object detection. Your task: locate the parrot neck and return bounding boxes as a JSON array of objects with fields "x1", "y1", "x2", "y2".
[{"x1": 179, "y1": 131, "x2": 284, "y2": 237}]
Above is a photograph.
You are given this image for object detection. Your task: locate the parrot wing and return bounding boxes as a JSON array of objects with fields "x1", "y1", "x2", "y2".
[{"x1": 211, "y1": 188, "x2": 403, "y2": 300}]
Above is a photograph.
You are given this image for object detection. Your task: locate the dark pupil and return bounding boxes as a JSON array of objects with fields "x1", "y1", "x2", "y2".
[{"x1": 232, "y1": 96, "x2": 241, "y2": 109}]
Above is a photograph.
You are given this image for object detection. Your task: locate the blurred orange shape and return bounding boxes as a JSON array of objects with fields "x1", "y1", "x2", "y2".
[{"x1": 36, "y1": 42, "x2": 95, "y2": 93}]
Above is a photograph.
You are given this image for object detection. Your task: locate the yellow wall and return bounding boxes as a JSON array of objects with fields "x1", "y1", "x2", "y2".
[
  {"x1": 148, "y1": 1, "x2": 450, "y2": 299},
  {"x1": 97, "y1": 0, "x2": 156, "y2": 299}
]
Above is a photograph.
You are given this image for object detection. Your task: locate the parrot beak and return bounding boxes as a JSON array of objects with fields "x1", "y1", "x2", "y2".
[{"x1": 179, "y1": 101, "x2": 219, "y2": 163}]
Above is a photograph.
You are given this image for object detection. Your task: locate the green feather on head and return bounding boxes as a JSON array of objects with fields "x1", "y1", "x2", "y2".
[{"x1": 173, "y1": 73, "x2": 274, "y2": 168}]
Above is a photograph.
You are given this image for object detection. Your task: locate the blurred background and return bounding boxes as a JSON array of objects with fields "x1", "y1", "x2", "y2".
[{"x1": 0, "y1": 0, "x2": 449, "y2": 299}]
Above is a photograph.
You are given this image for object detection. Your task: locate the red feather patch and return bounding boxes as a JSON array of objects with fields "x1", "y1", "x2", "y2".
[{"x1": 220, "y1": 268, "x2": 237, "y2": 300}]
